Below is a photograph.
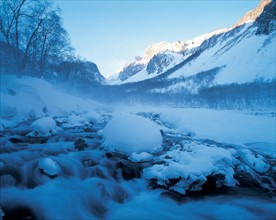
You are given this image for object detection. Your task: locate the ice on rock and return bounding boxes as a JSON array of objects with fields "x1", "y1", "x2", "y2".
[
  {"x1": 28, "y1": 117, "x2": 58, "y2": 136},
  {"x1": 102, "y1": 114, "x2": 162, "y2": 154},
  {"x1": 38, "y1": 158, "x2": 61, "y2": 176}
]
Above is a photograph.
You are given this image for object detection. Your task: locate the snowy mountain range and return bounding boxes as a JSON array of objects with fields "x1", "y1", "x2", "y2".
[{"x1": 111, "y1": 0, "x2": 275, "y2": 91}]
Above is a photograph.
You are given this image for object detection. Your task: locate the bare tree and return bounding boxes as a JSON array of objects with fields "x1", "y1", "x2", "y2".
[{"x1": 0, "y1": 0, "x2": 72, "y2": 76}]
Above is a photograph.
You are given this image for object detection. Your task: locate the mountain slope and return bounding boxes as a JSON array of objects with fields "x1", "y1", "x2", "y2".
[
  {"x1": 166, "y1": 23, "x2": 275, "y2": 86},
  {"x1": 111, "y1": 0, "x2": 275, "y2": 86}
]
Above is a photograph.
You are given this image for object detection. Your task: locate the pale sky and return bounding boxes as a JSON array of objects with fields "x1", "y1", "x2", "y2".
[{"x1": 55, "y1": 0, "x2": 259, "y2": 77}]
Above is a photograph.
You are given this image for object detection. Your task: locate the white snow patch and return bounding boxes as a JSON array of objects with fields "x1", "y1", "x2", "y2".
[
  {"x1": 102, "y1": 114, "x2": 162, "y2": 154},
  {"x1": 38, "y1": 158, "x2": 61, "y2": 176}
]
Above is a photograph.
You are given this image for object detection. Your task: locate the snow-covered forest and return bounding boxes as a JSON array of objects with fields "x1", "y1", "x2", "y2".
[{"x1": 1, "y1": 0, "x2": 275, "y2": 219}]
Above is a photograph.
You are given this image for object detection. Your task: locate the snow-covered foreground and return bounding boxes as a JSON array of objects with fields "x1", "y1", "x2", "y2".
[{"x1": 1, "y1": 75, "x2": 275, "y2": 219}]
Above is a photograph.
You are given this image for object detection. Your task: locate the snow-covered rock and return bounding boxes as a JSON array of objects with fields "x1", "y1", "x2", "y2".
[
  {"x1": 143, "y1": 143, "x2": 237, "y2": 194},
  {"x1": 102, "y1": 114, "x2": 162, "y2": 154},
  {"x1": 28, "y1": 117, "x2": 58, "y2": 137},
  {"x1": 85, "y1": 111, "x2": 102, "y2": 123},
  {"x1": 66, "y1": 115, "x2": 87, "y2": 127},
  {"x1": 38, "y1": 158, "x2": 61, "y2": 176},
  {"x1": 129, "y1": 152, "x2": 153, "y2": 162},
  {"x1": 237, "y1": 149, "x2": 270, "y2": 173}
]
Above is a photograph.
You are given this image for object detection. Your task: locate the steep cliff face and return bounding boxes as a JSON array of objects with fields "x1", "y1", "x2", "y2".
[
  {"x1": 147, "y1": 53, "x2": 174, "y2": 75},
  {"x1": 255, "y1": 0, "x2": 276, "y2": 35},
  {"x1": 232, "y1": 0, "x2": 276, "y2": 35},
  {"x1": 118, "y1": 62, "x2": 146, "y2": 81},
  {"x1": 233, "y1": 0, "x2": 272, "y2": 28}
]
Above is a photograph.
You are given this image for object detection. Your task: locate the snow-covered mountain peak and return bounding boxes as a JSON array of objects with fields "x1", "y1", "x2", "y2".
[
  {"x1": 144, "y1": 41, "x2": 184, "y2": 59},
  {"x1": 233, "y1": 0, "x2": 272, "y2": 28},
  {"x1": 183, "y1": 27, "x2": 231, "y2": 50},
  {"x1": 112, "y1": 0, "x2": 275, "y2": 85}
]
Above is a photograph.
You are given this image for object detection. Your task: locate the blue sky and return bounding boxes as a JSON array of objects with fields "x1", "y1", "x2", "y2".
[{"x1": 56, "y1": 0, "x2": 259, "y2": 77}]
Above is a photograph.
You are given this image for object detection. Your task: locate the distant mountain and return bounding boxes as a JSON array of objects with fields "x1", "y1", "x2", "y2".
[
  {"x1": 48, "y1": 60, "x2": 107, "y2": 91},
  {"x1": 53, "y1": 60, "x2": 106, "y2": 88},
  {"x1": 99, "y1": 0, "x2": 275, "y2": 109},
  {"x1": 111, "y1": 0, "x2": 275, "y2": 86}
]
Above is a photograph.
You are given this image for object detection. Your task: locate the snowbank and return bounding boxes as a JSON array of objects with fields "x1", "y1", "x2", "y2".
[
  {"x1": 159, "y1": 108, "x2": 276, "y2": 145},
  {"x1": 116, "y1": 105, "x2": 275, "y2": 147},
  {"x1": 0, "y1": 75, "x2": 102, "y2": 123},
  {"x1": 102, "y1": 114, "x2": 162, "y2": 154}
]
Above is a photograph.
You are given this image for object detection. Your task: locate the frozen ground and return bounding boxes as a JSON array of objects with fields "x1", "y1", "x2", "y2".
[{"x1": 1, "y1": 75, "x2": 275, "y2": 219}]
